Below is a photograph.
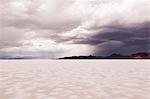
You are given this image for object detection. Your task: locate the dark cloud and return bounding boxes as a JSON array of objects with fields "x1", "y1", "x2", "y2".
[
  {"x1": 94, "y1": 24, "x2": 150, "y2": 55},
  {"x1": 94, "y1": 40, "x2": 125, "y2": 55},
  {"x1": 0, "y1": 0, "x2": 149, "y2": 58}
]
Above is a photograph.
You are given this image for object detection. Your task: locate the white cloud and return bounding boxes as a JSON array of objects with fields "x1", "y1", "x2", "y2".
[{"x1": 0, "y1": 0, "x2": 149, "y2": 57}]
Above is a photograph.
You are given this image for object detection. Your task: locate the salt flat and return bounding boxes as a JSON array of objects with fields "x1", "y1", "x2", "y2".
[{"x1": 0, "y1": 60, "x2": 150, "y2": 99}]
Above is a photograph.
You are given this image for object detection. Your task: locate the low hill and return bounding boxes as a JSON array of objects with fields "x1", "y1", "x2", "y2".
[{"x1": 59, "y1": 52, "x2": 150, "y2": 59}]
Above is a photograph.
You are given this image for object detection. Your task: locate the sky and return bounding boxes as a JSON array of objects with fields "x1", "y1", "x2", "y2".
[{"x1": 0, "y1": 0, "x2": 149, "y2": 58}]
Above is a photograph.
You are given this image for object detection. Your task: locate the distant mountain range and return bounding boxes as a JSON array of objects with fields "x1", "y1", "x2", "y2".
[
  {"x1": 59, "y1": 52, "x2": 150, "y2": 59},
  {"x1": 0, "y1": 51, "x2": 53, "y2": 59},
  {"x1": 0, "y1": 52, "x2": 149, "y2": 59}
]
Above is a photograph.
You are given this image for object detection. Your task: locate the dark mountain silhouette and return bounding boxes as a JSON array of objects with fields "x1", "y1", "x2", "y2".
[
  {"x1": 131, "y1": 52, "x2": 150, "y2": 59},
  {"x1": 59, "y1": 52, "x2": 150, "y2": 59},
  {"x1": 0, "y1": 52, "x2": 149, "y2": 59}
]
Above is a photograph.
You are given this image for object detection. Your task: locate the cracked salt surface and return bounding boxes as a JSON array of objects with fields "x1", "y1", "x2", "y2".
[{"x1": 0, "y1": 60, "x2": 150, "y2": 99}]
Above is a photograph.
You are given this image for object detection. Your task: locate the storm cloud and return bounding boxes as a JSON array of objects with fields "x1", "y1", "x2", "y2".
[{"x1": 0, "y1": 0, "x2": 149, "y2": 58}]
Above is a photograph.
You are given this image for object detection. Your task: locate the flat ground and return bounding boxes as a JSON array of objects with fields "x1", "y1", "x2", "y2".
[{"x1": 0, "y1": 60, "x2": 150, "y2": 99}]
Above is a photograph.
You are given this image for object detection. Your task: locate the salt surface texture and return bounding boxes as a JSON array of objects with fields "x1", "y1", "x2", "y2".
[{"x1": 0, "y1": 60, "x2": 150, "y2": 99}]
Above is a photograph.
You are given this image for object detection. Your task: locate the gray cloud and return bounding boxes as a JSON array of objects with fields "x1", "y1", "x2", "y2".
[
  {"x1": 0, "y1": 27, "x2": 25, "y2": 49},
  {"x1": 0, "y1": 0, "x2": 81, "y2": 31},
  {"x1": 84, "y1": 24, "x2": 149, "y2": 55},
  {"x1": 0, "y1": 0, "x2": 149, "y2": 58}
]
